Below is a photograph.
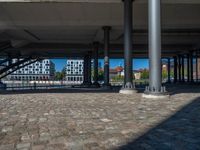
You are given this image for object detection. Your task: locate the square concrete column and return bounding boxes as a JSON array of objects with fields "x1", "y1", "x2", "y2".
[{"x1": 143, "y1": 0, "x2": 168, "y2": 98}]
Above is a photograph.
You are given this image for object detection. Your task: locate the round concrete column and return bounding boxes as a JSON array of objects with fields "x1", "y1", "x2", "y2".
[
  {"x1": 190, "y1": 51, "x2": 194, "y2": 82},
  {"x1": 92, "y1": 42, "x2": 100, "y2": 87},
  {"x1": 182, "y1": 55, "x2": 185, "y2": 82},
  {"x1": 87, "y1": 52, "x2": 92, "y2": 85},
  {"x1": 196, "y1": 51, "x2": 198, "y2": 82},
  {"x1": 187, "y1": 54, "x2": 190, "y2": 82},
  {"x1": 120, "y1": 0, "x2": 137, "y2": 94},
  {"x1": 102, "y1": 26, "x2": 112, "y2": 89},
  {"x1": 174, "y1": 56, "x2": 178, "y2": 83},
  {"x1": 82, "y1": 55, "x2": 90, "y2": 87},
  {"x1": 167, "y1": 58, "x2": 171, "y2": 83},
  {"x1": 178, "y1": 55, "x2": 182, "y2": 82},
  {"x1": 143, "y1": 0, "x2": 168, "y2": 98}
]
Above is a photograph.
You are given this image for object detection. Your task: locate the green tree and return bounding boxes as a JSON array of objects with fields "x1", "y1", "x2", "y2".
[
  {"x1": 141, "y1": 69, "x2": 149, "y2": 79},
  {"x1": 61, "y1": 67, "x2": 66, "y2": 77},
  {"x1": 98, "y1": 70, "x2": 104, "y2": 81},
  {"x1": 55, "y1": 72, "x2": 62, "y2": 80},
  {"x1": 55, "y1": 68, "x2": 65, "y2": 80}
]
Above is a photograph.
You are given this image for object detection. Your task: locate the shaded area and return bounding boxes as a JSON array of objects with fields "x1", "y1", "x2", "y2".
[
  {"x1": 166, "y1": 83, "x2": 200, "y2": 95},
  {"x1": 0, "y1": 87, "x2": 120, "y2": 95},
  {"x1": 2, "y1": 83, "x2": 200, "y2": 95},
  {"x1": 118, "y1": 97, "x2": 200, "y2": 150}
]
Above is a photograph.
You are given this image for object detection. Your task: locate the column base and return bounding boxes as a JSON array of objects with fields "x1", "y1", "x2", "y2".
[
  {"x1": 143, "y1": 86, "x2": 169, "y2": 99},
  {"x1": 101, "y1": 84, "x2": 112, "y2": 90},
  {"x1": 90, "y1": 82, "x2": 100, "y2": 88},
  {"x1": 142, "y1": 93, "x2": 169, "y2": 99},
  {"x1": 119, "y1": 82, "x2": 137, "y2": 94},
  {"x1": 80, "y1": 82, "x2": 92, "y2": 88},
  {"x1": 167, "y1": 81, "x2": 171, "y2": 84},
  {"x1": 119, "y1": 89, "x2": 137, "y2": 94}
]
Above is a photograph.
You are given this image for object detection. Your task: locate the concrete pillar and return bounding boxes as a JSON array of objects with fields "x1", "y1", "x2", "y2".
[
  {"x1": 167, "y1": 58, "x2": 171, "y2": 83},
  {"x1": 178, "y1": 55, "x2": 182, "y2": 82},
  {"x1": 190, "y1": 51, "x2": 194, "y2": 82},
  {"x1": 196, "y1": 51, "x2": 198, "y2": 82},
  {"x1": 182, "y1": 55, "x2": 185, "y2": 82},
  {"x1": 174, "y1": 56, "x2": 178, "y2": 83},
  {"x1": 187, "y1": 54, "x2": 190, "y2": 82},
  {"x1": 120, "y1": 0, "x2": 136, "y2": 94},
  {"x1": 143, "y1": 0, "x2": 167, "y2": 98},
  {"x1": 102, "y1": 26, "x2": 111, "y2": 89},
  {"x1": 92, "y1": 42, "x2": 100, "y2": 87},
  {"x1": 83, "y1": 55, "x2": 89, "y2": 86},
  {"x1": 88, "y1": 53, "x2": 92, "y2": 85}
]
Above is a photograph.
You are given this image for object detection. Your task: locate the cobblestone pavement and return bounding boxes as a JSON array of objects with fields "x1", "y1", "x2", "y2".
[{"x1": 0, "y1": 85, "x2": 200, "y2": 150}]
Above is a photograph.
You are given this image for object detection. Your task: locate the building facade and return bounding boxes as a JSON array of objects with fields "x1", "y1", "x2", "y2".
[
  {"x1": 8, "y1": 59, "x2": 55, "y2": 81},
  {"x1": 66, "y1": 59, "x2": 83, "y2": 82}
]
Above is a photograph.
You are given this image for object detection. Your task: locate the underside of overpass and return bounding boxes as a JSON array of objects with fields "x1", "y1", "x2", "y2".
[
  {"x1": 0, "y1": 0, "x2": 200, "y2": 58},
  {"x1": 0, "y1": 0, "x2": 200, "y2": 96}
]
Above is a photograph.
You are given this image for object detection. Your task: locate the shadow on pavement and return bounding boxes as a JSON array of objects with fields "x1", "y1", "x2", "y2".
[{"x1": 117, "y1": 97, "x2": 200, "y2": 150}]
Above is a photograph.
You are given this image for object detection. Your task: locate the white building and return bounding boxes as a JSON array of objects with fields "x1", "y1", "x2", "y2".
[
  {"x1": 66, "y1": 59, "x2": 83, "y2": 82},
  {"x1": 8, "y1": 59, "x2": 55, "y2": 81}
]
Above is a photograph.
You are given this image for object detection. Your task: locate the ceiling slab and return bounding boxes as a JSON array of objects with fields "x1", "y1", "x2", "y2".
[{"x1": 0, "y1": 1, "x2": 199, "y2": 58}]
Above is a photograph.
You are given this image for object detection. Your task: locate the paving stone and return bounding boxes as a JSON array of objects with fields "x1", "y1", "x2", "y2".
[
  {"x1": 0, "y1": 144, "x2": 15, "y2": 150},
  {"x1": 39, "y1": 132, "x2": 51, "y2": 141},
  {"x1": 100, "y1": 118, "x2": 112, "y2": 123},
  {"x1": 16, "y1": 143, "x2": 31, "y2": 149},
  {"x1": 21, "y1": 133, "x2": 30, "y2": 142},
  {"x1": 2, "y1": 126, "x2": 13, "y2": 133},
  {"x1": 0, "y1": 85, "x2": 199, "y2": 149},
  {"x1": 39, "y1": 118, "x2": 47, "y2": 122},
  {"x1": 32, "y1": 145, "x2": 45, "y2": 150}
]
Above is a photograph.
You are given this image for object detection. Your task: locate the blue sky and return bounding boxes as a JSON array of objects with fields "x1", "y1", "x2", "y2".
[{"x1": 51, "y1": 59, "x2": 149, "y2": 72}]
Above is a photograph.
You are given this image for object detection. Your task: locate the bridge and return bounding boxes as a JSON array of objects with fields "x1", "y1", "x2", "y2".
[{"x1": 0, "y1": 0, "x2": 200, "y2": 97}]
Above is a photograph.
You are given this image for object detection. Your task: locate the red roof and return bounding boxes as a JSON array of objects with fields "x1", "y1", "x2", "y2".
[{"x1": 115, "y1": 66, "x2": 123, "y2": 72}]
